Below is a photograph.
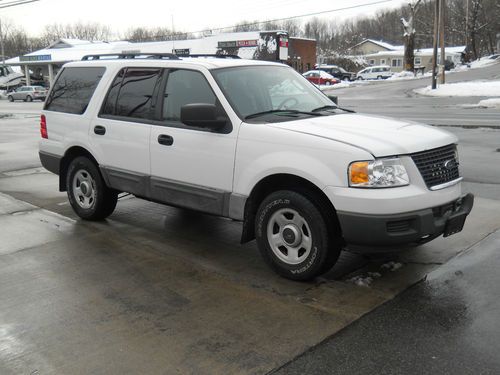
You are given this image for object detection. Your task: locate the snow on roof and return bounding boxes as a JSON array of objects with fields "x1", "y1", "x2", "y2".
[
  {"x1": 350, "y1": 39, "x2": 403, "y2": 51},
  {"x1": 364, "y1": 45, "x2": 466, "y2": 58}
]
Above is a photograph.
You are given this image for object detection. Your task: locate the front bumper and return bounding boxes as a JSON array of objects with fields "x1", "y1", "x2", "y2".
[{"x1": 337, "y1": 194, "x2": 474, "y2": 247}]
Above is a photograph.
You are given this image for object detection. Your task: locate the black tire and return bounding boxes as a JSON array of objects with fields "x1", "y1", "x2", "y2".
[
  {"x1": 7, "y1": 95, "x2": 14, "y2": 102},
  {"x1": 255, "y1": 190, "x2": 341, "y2": 281},
  {"x1": 377, "y1": 75, "x2": 383, "y2": 80},
  {"x1": 66, "y1": 156, "x2": 118, "y2": 220},
  {"x1": 26, "y1": 95, "x2": 33, "y2": 102}
]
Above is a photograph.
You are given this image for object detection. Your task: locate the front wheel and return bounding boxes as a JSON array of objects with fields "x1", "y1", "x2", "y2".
[
  {"x1": 255, "y1": 190, "x2": 341, "y2": 281},
  {"x1": 7, "y1": 95, "x2": 13, "y2": 102},
  {"x1": 26, "y1": 95, "x2": 33, "y2": 102},
  {"x1": 66, "y1": 156, "x2": 118, "y2": 220}
]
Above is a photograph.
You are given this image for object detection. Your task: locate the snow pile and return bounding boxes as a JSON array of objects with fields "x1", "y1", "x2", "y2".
[
  {"x1": 414, "y1": 80, "x2": 500, "y2": 97},
  {"x1": 462, "y1": 98, "x2": 500, "y2": 109},
  {"x1": 452, "y1": 55, "x2": 499, "y2": 71},
  {"x1": 388, "y1": 70, "x2": 431, "y2": 81},
  {"x1": 347, "y1": 271, "x2": 382, "y2": 287},
  {"x1": 0, "y1": 90, "x2": 6, "y2": 99}
]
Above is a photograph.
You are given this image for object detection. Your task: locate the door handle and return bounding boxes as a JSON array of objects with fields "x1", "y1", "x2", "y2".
[
  {"x1": 94, "y1": 125, "x2": 106, "y2": 135},
  {"x1": 158, "y1": 134, "x2": 174, "y2": 146}
]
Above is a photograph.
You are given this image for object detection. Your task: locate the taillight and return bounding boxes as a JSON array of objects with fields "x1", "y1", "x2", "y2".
[{"x1": 40, "y1": 114, "x2": 48, "y2": 139}]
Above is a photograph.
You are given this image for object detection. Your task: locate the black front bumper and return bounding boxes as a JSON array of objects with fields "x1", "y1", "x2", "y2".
[{"x1": 337, "y1": 194, "x2": 474, "y2": 247}]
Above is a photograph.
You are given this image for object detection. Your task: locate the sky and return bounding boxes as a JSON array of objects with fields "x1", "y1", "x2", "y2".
[{"x1": 2, "y1": 0, "x2": 408, "y2": 37}]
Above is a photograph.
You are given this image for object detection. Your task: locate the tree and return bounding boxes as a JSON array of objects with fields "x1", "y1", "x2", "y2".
[{"x1": 401, "y1": 0, "x2": 423, "y2": 71}]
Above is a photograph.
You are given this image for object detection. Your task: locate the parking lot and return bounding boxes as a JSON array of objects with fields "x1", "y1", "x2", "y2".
[{"x1": 1, "y1": 97, "x2": 500, "y2": 374}]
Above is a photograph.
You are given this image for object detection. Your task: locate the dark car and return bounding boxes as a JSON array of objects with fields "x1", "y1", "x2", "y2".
[{"x1": 315, "y1": 65, "x2": 355, "y2": 81}]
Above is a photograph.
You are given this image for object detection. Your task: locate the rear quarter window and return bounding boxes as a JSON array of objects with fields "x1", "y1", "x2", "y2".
[{"x1": 44, "y1": 67, "x2": 105, "y2": 115}]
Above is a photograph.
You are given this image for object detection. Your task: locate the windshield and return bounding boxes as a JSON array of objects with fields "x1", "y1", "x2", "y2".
[{"x1": 211, "y1": 65, "x2": 335, "y2": 121}]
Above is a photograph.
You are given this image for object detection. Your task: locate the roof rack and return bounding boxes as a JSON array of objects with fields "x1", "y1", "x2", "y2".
[
  {"x1": 185, "y1": 54, "x2": 241, "y2": 59},
  {"x1": 81, "y1": 53, "x2": 180, "y2": 61}
]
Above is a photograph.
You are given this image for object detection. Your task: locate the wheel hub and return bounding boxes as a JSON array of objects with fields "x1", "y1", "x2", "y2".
[
  {"x1": 282, "y1": 225, "x2": 301, "y2": 247},
  {"x1": 80, "y1": 182, "x2": 91, "y2": 197}
]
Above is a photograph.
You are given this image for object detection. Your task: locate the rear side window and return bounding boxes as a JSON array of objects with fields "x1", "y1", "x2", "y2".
[
  {"x1": 45, "y1": 67, "x2": 105, "y2": 114},
  {"x1": 101, "y1": 68, "x2": 162, "y2": 120}
]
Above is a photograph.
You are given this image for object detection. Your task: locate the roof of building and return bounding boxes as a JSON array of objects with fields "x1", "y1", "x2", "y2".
[
  {"x1": 365, "y1": 45, "x2": 466, "y2": 58},
  {"x1": 350, "y1": 39, "x2": 404, "y2": 51}
]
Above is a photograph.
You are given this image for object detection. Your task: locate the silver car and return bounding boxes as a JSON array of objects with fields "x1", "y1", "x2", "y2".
[{"x1": 7, "y1": 86, "x2": 47, "y2": 102}]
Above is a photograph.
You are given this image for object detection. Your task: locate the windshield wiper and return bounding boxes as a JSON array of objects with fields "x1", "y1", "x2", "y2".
[
  {"x1": 312, "y1": 105, "x2": 356, "y2": 113},
  {"x1": 245, "y1": 109, "x2": 323, "y2": 120},
  {"x1": 311, "y1": 105, "x2": 338, "y2": 112}
]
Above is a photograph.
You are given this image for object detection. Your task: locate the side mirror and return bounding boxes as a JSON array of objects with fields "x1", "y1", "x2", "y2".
[
  {"x1": 327, "y1": 95, "x2": 338, "y2": 105},
  {"x1": 180, "y1": 103, "x2": 227, "y2": 130}
]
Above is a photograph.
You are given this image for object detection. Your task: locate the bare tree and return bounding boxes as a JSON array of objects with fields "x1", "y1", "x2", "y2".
[{"x1": 401, "y1": 0, "x2": 423, "y2": 71}]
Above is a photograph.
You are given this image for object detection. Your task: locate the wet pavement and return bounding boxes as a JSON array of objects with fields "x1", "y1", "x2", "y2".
[
  {"x1": 275, "y1": 229, "x2": 500, "y2": 375},
  {"x1": 1, "y1": 102, "x2": 500, "y2": 373}
]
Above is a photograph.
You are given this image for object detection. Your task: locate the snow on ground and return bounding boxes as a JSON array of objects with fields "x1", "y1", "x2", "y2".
[
  {"x1": 462, "y1": 98, "x2": 500, "y2": 109},
  {"x1": 452, "y1": 55, "x2": 500, "y2": 71},
  {"x1": 414, "y1": 80, "x2": 500, "y2": 97},
  {"x1": 387, "y1": 70, "x2": 432, "y2": 81}
]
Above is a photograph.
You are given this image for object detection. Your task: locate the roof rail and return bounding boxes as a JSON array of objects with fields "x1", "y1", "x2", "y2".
[
  {"x1": 185, "y1": 54, "x2": 241, "y2": 59},
  {"x1": 81, "y1": 53, "x2": 180, "y2": 61}
]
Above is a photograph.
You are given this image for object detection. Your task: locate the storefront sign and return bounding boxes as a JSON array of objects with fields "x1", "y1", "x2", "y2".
[
  {"x1": 173, "y1": 48, "x2": 190, "y2": 56},
  {"x1": 218, "y1": 40, "x2": 258, "y2": 48},
  {"x1": 20, "y1": 54, "x2": 52, "y2": 62}
]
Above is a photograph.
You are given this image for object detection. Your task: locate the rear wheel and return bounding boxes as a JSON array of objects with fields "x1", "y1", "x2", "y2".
[
  {"x1": 377, "y1": 75, "x2": 383, "y2": 80},
  {"x1": 26, "y1": 95, "x2": 33, "y2": 102},
  {"x1": 66, "y1": 156, "x2": 118, "y2": 220},
  {"x1": 7, "y1": 95, "x2": 13, "y2": 102},
  {"x1": 255, "y1": 190, "x2": 341, "y2": 281}
]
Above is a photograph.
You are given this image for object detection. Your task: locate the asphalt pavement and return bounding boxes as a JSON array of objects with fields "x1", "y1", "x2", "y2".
[
  {"x1": 324, "y1": 62, "x2": 500, "y2": 127},
  {"x1": 275, "y1": 229, "x2": 500, "y2": 375}
]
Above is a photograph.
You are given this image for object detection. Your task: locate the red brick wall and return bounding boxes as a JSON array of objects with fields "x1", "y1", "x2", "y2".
[{"x1": 287, "y1": 38, "x2": 317, "y2": 73}]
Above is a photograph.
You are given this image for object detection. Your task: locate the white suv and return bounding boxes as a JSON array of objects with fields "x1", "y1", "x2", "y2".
[{"x1": 39, "y1": 54, "x2": 473, "y2": 281}]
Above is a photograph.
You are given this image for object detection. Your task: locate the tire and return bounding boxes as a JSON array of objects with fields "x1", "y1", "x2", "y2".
[
  {"x1": 26, "y1": 95, "x2": 33, "y2": 102},
  {"x1": 377, "y1": 75, "x2": 383, "y2": 80},
  {"x1": 255, "y1": 190, "x2": 341, "y2": 281},
  {"x1": 7, "y1": 95, "x2": 13, "y2": 102},
  {"x1": 325, "y1": 81, "x2": 331, "y2": 86},
  {"x1": 66, "y1": 156, "x2": 118, "y2": 220},
  {"x1": 357, "y1": 76, "x2": 364, "y2": 81}
]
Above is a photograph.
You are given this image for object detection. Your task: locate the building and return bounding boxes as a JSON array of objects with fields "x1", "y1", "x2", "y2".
[
  {"x1": 6, "y1": 31, "x2": 316, "y2": 86},
  {"x1": 348, "y1": 39, "x2": 403, "y2": 55},
  {"x1": 365, "y1": 46, "x2": 465, "y2": 72}
]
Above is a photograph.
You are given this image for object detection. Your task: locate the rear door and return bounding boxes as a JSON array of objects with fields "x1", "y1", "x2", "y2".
[{"x1": 89, "y1": 67, "x2": 163, "y2": 196}]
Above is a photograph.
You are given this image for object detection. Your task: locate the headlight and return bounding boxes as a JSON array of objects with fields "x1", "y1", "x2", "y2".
[{"x1": 349, "y1": 158, "x2": 410, "y2": 188}]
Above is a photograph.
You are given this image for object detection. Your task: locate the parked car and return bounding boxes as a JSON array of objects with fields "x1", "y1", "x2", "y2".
[
  {"x1": 302, "y1": 70, "x2": 340, "y2": 86},
  {"x1": 39, "y1": 54, "x2": 473, "y2": 281},
  {"x1": 7, "y1": 86, "x2": 47, "y2": 102},
  {"x1": 356, "y1": 65, "x2": 393, "y2": 80},
  {"x1": 315, "y1": 64, "x2": 356, "y2": 81}
]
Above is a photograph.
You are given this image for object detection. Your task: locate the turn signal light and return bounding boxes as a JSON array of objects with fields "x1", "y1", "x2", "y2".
[
  {"x1": 40, "y1": 114, "x2": 48, "y2": 139},
  {"x1": 349, "y1": 161, "x2": 369, "y2": 184}
]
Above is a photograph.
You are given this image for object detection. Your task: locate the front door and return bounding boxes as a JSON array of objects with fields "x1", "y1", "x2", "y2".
[{"x1": 149, "y1": 68, "x2": 237, "y2": 216}]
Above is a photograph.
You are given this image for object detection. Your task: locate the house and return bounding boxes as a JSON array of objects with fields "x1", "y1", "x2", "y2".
[
  {"x1": 348, "y1": 39, "x2": 403, "y2": 55},
  {"x1": 365, "y1": 46, "x2": 466, "y2": 72}
]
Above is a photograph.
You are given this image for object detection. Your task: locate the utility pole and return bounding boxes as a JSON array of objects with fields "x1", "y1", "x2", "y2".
[
  {"x1": 439, "y1": 0, "x2": 446, "y2": 84},
  {"x1": 431, "y1": 0, "x2": 440, "y2": 89}
]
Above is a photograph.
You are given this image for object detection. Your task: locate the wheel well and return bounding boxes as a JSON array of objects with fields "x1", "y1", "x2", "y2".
[
  {"x1": 241, "y1": 174, "x2": 342, "y2": 244},
  {"x1": 59, "y1": 146, "x2": 99, "y2": 191}
]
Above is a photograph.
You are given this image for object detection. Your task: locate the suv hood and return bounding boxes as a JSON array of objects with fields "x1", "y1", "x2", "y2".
[{"x1": 271, "y1": 113, "x2": 457, "y2": 157}]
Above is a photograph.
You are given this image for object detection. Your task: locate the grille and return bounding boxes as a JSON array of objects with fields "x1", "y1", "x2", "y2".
[
  {"x1": 387, "y1": 219, "x2": 413, "y2": 233},
  {"x1": 411, "y1": 144, "x2": 460, "y2": 189}
]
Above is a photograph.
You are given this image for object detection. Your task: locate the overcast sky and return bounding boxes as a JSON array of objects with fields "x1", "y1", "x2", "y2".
[{"x1": 2, "y1": 0, "x2": 407, "y2": 37}]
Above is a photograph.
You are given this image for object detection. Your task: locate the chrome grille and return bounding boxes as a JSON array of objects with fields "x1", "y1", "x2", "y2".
[{"x1": 411, "y1": 144, "x2": 460, "y2": 189}]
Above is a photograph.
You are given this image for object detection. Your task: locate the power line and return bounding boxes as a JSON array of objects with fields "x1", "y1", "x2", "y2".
[
  {"x1": 0, "y1": 0, "x2": 40, "y2": 9},
  {"x1": 146, "y1": 0, "x2": 398, "y2": 40}
]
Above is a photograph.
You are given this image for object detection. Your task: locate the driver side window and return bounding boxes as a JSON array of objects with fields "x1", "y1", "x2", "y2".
[{"x1": 163, "y1": 69, "x2": 218, "y2": 122}]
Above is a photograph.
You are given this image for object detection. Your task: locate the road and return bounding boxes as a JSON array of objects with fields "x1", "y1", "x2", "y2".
[
  {"x1": 0, "y1": 76, "x2": 499, "y2": 374},
  {"x1": 325, "y1": 61, "x2": 500, "y2": 127}
]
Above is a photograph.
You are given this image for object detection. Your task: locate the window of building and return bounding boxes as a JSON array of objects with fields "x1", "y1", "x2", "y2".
[
  {"x1": 414, "y1": 57, "x2": 422, "y2": 66},
  {"x1": 380, "y1": 59, "x2": 386, "y2": 65},
  {"x1": 369, "y1": 59, "x2": 375, "y2": 65},
  {"x1": 391, "y1": 59, "x2": 402, "y2": 67},
  {"x1": 45, "y1": 67, "x2": 105, "y2": 115}
]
